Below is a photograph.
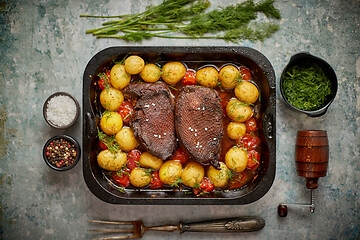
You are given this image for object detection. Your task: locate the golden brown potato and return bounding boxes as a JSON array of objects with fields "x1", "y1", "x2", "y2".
[
  {"x1": 234, "y1": 81, "x2": 259, "y2": 104},
  {"x1": 110, "y1": 64, "x2": 131, "y2": 90},
  {"x1": 124, "y1": 55, "x2": 145, "y2": 74},
  {"x1": 100, "y1": 87, "x2": 124, "y2": 111},
  {"x1": 139, "y1": 152, "x2": 163, "y2": 170},
  {"x1": 207, "y1": 162, "x2": 230, "y2": 188},
  {"x1": 181, "y1": 161, "x2": 205, "y2": 187},
  {"x1": 226, "y1": 99, "x2": 253, "y2": 123},
  {"x1": 227, "y1": 122, "x2": 246, "y2": 140},
  {"x1": 115, "y1": 127, "x2": 138, "y2": 151},
  {"x1": 159, "y1": 160, "x2": 182, "y2": 185},
  {"x1": 129, "y1": 168, "x2": 151, "y2": 187},
  {"x1": 161, "y1": 62, "x2": 186, "y2": 85},
  {"x1": 225, "y1": 147, "x2": 248, "y2": 173},
  {"x1": 97, "y1": 149, "x2": 127, "y2": 171},
  {"x1": 100, "y1": 111, "x2": 123, "y2": 135},
  {"x1": 196, "y1": 66, "x2": 219, "y2": 88},
  {"x1": 139, "y1": 63, "x2": 162, "y2": 83},
  {"x1": 219, "y1": 65, "x2": 240, "y2": 89}
]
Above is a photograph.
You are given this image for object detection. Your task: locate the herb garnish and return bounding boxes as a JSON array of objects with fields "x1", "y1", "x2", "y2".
[
  {"x1": 97, "y1": 127, "x2": 120, "y2": 153},
  {"x1": 81, "y1": 0, "x2": 281, "y2": 43},
  {"x1": 282, "y1": 63, "x2": 332, "y2": 111}
]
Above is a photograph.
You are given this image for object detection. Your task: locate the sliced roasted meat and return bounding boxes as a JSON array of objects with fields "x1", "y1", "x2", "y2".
[
  {"x1": 175, "y1": 85, "x2": 223, "y2": 168},
  {"x1": 123, "y1": 83, "x2": 177, "y2": 160}
]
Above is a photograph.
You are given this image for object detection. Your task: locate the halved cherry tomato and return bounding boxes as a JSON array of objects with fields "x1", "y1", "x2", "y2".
[
  {"x1": 112, "y1": 169, "x2": 130, "y2": 188},
  {"x1": 245, "y1": 118, "x2": 257, "y2": 133},
  {"x1": 247, "y1": 150, "x2": 260, "y2": 170},
  {"x1": 117, "y1": 100, "x2": 134, "y2": 123},
  {"x1": 239, "y1": 66, "x2": 252, "y2": 81},
  {"x1": 149, "y1": 171, "x2": 164, "y2": 189},
  {"x1": 193, "y1": 177, "x2": 215, "y2": 195},
  {"x1": 229, "y1": 172, "x2": 247, "y2": 190},
  {"x1": 99, "y1": 140, "x2": 108, "y2": 150},
  {"x1": 172, "y1": 147, "x2": 189, "y2": 164},
  {"x1": 236, "y1": 133, "x2": 261, "y2": 150},
  {"x1": 127, "y1": 149, "x2": 141, "y2": 170},
  {"x1": 98, "y1": 70, "x2": 111, "y2": 90},
  {"x1": 182, "y1": 70, "x2": 196, "y2": 85}
]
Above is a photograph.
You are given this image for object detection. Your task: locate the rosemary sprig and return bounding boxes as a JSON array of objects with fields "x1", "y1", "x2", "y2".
[{"x1": 81, "y1": 0, "x2": 281, "y2": 43}]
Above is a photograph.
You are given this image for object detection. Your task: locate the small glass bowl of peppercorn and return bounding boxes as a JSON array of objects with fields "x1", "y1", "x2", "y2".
[
  {"x1": 43, "y1": 135, "x2": 81, "y2": 171},
  {"x1": 280, "y1": 52, "x2": 337, "y2": 117}
]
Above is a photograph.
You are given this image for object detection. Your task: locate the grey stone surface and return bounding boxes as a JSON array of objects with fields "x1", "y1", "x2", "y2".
[{"x1": 0, "y1": 0, "x2": 359, "y2": 239}]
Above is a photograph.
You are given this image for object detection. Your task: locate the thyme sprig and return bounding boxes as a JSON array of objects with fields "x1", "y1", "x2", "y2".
[{"x1": 81, "y1": 0, "x2": 281, "y2": 43}]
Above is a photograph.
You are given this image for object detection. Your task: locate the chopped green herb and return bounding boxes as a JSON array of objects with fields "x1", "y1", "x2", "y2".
[
  {"x1": 170, "y1": 177, "x2": 183, "y2": 188},
  {"x1": 282, "y1": 63, "x2": 333, "y2": 111},
  {"x1": 97, "y1": 127, "x2": 120, "y2": 153}
]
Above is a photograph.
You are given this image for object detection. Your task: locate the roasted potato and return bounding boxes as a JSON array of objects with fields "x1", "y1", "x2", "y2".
[
  {"x1": 110, "y1": 64, "x2": 131, "y2": 90},
  {"x1": 129, "y1": 168, "x2": 151, "y2": 187},
  {"x1": 181, "y1": 161, "x2": 205, "y2": 187},
  {"x1": 219, "y1": 65, "x2": 240, "y2": 89},
  {"x1": 159, "y1": 160, "x2": 182, "y2": 185},
  {"x1": 234, "y1": 81, "x2": 259, "y2": 104},
  {"x1": 100, "y1": 111, "x2": 123, "y2": 135},
  {"x1": 124, "y1": 55, "x2": 145, "y2": 74},
  {"x1": 196, "y1": 66, "x2": 219, "y2": 88},
  {"x1": 161, "y1": 62, "x2": 186, "y2": 85},
  {"x1": 227, "y1": 122, "x2": 246, "y2": 140},
  {"x1": 139, "y1": 63, "x2": 162, "y2": 83},
  {"x1": 225, "y1": 147, "x2": 248, "y2": 173},
  {"x1": 115, "y1": 127, "x2": 138, "y2": 151},
  {"x1": 97, "y1": 149, "x2": 127, "y2": 171},
  {"x1": 100, "y1": 87, "x2": 124, "y2": 111},
  {"x1": 139, "y1": 152, "x2": 163, "y2": 170},
  {"x1": 226, "y1": 99, "x2": 253, "y2": 123},
  {"x1": 207, "y1": 162, "x2": 230, "y2": 188}
]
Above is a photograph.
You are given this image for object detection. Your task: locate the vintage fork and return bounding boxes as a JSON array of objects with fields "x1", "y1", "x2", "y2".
[{"x1": 89, "y1": 216, "x2": 265, "y2": 239}]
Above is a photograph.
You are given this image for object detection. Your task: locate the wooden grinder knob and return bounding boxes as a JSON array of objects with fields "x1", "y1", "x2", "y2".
[{"x1": 295, "y1": 130, "x2": 329, "y2": 189}]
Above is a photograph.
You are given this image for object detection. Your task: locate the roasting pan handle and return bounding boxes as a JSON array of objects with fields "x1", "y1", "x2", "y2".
[
  {"x1": 263, "y1": 113, "x2": 274, "y2": 139},
  {"x1": 85, "y1": 111, "x2": 96, "y2": 139}
]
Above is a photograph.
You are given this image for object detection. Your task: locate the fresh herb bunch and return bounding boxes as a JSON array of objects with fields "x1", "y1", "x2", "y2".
[
  {"x1": 81, "y1": 0, "x2": 281, "y2": 43},
  {"x1": 282, "y1": 63, "x2": 333, "y2": 111}
]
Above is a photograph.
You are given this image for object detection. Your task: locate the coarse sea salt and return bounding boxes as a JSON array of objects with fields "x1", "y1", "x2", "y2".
[{"x1": 46, "y1": 95, "x2": 77, "y2": 127}]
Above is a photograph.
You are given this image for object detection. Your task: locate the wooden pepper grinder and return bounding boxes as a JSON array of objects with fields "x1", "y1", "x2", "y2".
[{"x1": 278, "y1": 130, "x2": 329, "y2": 217}]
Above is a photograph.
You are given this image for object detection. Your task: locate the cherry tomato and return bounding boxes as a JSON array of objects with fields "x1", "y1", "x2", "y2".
[
  {"x1": 229, "y1": 172, "x2": 247, "y2": 190},
  {"x1": 182, "y1": 70, "x2": 196, "y2": 85},
  {"x1": 117, "y1": 100, "x2": 134, "y2": 123},
  {"x1": 112, "y1": 169, "x2": 130, "y2": 188},
  {"x1": 127, "y1": 149, "x2": 141, "y2": 170},
  {"x1": 236, "y1": 133, "x2": 261, "y2": 150},
  {"x1": 193, "y1": 177, "x2": 215, "y2": 195},
  {"x1": 245, "y1": 118, "x2": 257, "y2": 133},
  {"x1": 99, "y1": 140, "x2": 108, "y2": 150},
  {"x1": 239, "y1": 66, "x2": 251, "y2": 81},
  {"x1": 98, "y1": 70, "x2": 111, "y2": 90},
  {"x1": 149, "y1": 171, "x2": 164, "y2": 189},
  {"x1": 200, "y1": 177, "x2": 215, "y2": 192},
  {"x1": 247, "y1": 150, "x2": 260, "y2": 170},
  {"x1": 172, "y1": 147, "x2": 189, "y2": 164}
]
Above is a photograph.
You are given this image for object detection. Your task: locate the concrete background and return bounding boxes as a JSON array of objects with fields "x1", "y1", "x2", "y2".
[{"x1": 0, "y1": 0, "x2": 359, "y2": 239}]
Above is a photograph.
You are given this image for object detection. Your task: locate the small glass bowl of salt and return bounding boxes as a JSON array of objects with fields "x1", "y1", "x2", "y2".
[{"x1": 43, "y1": 92, "x2": 80, "y2": 129}]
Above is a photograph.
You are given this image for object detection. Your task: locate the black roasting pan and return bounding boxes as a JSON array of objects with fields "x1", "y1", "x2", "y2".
[{"x1": 83, "y1": 46, "x2": 276, "y2": 204}]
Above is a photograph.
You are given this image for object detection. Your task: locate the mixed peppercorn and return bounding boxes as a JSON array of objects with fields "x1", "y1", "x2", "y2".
[{"x1": 45, "y1": 138, "x2": 77, "y2": 168}]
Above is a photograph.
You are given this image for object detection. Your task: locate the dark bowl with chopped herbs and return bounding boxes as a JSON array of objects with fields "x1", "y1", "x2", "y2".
[
  {"x1": 43, "y1": 135, "x2": 81, "y2": 171},
  {"x1": 280, "y1": 52, "x2": 337, "y2": 117}
]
